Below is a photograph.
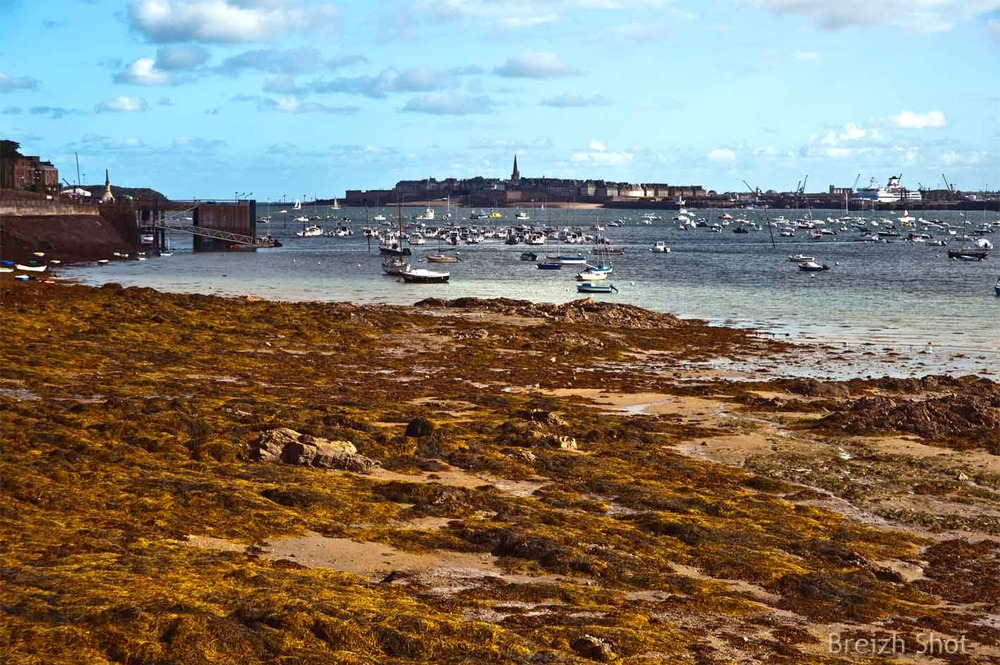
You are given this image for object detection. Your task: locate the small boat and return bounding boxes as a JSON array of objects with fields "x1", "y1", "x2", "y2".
[
  {"x1": 536, "y1": 261, "x2": 562, "y2": 270},
  {"x1": 295, "y1": 225, "x2": 323, "y2": 237},
  {"x1": 788, "y1": 254, "x2": 815, "y2": 263},
  {"x1": 15, "y1": 262, "x2": 47, "y2": 272},
  {"x1": 546, "y1": 254, "x2": 587, "y2": 265},
  {"x1": 797, "y1": 261, "x2": 830, "y2": 272},
  {"x1": 519, "y1": 251, "x2": 538, "y2": 262},
  {"x1": 576, "y1": 267, "x2": 609, "y2": 281},
  {"x1": 96, "y1": 259, "x2": 110, "y2": 265},
  {"x1": 650, "y1": 241, "x2": 670, "y2": 253},
  {"x1": 577, "y1": 282, "x2": 618, "y2": 294},
  {"x1": 381, "y1": 255, "x2": 410, "y2": 275},
  {"x1": 400, "y1": 267, "x2": 449, "y2": 283},
  {"x1": 426, "y1": 253, "x2": 460, "y2": 264},
  {"x1": 995, "y1": 276, "x2": 1000, "y2": 297},
  {"x1": 14, "y1": 274, "x2": 30, "y2": 282},
  {"x1": 948, "y1": 248, "x2": 989, "y2": 261}
]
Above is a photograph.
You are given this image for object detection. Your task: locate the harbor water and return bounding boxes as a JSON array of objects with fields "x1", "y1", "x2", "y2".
[{"x1": 59, "y1": 206, "x2": 1000, "y2": 379}]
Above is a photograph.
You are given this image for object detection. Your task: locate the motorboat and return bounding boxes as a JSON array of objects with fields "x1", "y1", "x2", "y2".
[
  {"x1": 995, "y1": 277, "x2": 1000, "y2": 297},
  {"x1": 536, "y1": 261, "x2": 562, "y2": 270},
  {"x1": 787, "y1": 254, "x2": 815, "y2": 263},
  {"x1": 400, "y1": 267, "x2": 449, "y2": 283},
  {"x1": 577, "y1": 282, "x2": 618, "y2": 294},
  {"x1": 520, "y1": 251, "x2": 538, "y2": 262},
  {"x1": 295, "y1": 225, "x2": 323, "y2": 237},
  {"x1": 797, "y1": 261, "x2": 830, "y2": 272},
  {"x1": 650, "y1": 241, "x2": 670, "y2": 253}
]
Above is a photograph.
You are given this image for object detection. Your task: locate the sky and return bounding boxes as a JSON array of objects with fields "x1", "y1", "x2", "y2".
[{"x1": 0, "y1": 0, "x2": 998, "y2": 201}]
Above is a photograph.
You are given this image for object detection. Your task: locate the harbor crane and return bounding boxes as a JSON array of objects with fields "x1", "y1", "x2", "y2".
[
  {"x1": 852, "y1": 173, "x2": 861, "y2": 191},
  {"x1": 942, "y1": 173, "x2": 955, "y2": 193}
]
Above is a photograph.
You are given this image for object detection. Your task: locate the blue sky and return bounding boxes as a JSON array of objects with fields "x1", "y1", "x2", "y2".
[{"x1": 1, "y1": 0, "x2": 997, "y2": 201}]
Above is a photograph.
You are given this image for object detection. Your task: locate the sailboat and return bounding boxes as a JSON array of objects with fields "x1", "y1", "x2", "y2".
[
  {"x1": 379, "y1": 203, "x2": 411, "y2": 257},
  {"x1": 947, "y1": 212, "x2": 990, "y2": 260}
]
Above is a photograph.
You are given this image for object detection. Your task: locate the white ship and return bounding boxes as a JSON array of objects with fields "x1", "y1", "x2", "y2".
[{"x1": 852, "y1": 175, "x2": 922, "y2": 205}]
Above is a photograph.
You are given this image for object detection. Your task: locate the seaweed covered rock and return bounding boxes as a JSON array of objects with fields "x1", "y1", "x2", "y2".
[
  {"x1": 415, "y1": 296, "x2": 683, "y2": 329},
  {"x1": 816, "y1": 393, "x2": 1000, "y2": 450},
  {"x1": 250, "y1": 428, "x2": 377, "y2": 472},
  {"x1": 572, "y1": 634, "x2": 618, "y2": 662}
]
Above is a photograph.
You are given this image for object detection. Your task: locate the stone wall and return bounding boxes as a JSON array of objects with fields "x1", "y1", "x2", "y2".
[{"x1": 0, "y1": 201, "x2": 100, "y2": 216}]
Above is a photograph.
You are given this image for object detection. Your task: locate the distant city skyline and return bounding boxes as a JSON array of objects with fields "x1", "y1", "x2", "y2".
[{"x1": 1, "y1": 1, "x2": 997, "y2": 200}]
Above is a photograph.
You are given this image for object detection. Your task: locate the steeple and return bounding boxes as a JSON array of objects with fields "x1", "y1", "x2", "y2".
[
  {"x1": 100, "y1": 169, "x2": 115, "y2": 204},
  {"x1": 510, "y1": 154, "x2": 520, "y2": 182}
]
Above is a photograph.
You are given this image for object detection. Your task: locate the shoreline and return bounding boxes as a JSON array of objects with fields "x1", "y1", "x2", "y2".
[{"x1": 51, "y1": 267, "x2": 1000, "y2": 380}]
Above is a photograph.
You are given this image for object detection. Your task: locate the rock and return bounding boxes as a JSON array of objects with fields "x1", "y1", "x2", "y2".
[
  {"x1": 550, "y1": 435, "x2": 577, "y2": 450},
  {"x1": 251, "y1": 428, "x2": 376, "y2": 472},
  {"x1": 571, "y1": 634, "x2": 618, "y2": 662},
  {"x1": 405, "y1": 417, "x2": 435, "y2": 438},
  {"x1": 956, "y1": 472, "x2": 969, "y2": 481}
]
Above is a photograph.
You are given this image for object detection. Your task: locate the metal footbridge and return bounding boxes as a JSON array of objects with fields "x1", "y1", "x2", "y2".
[{"x1": 142, "y1": 206, "x2": 264, "y2": 247}]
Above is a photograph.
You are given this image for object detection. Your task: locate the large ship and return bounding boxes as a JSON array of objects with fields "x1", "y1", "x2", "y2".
[{"x1": 852, "y1": 175, "x2": 922, "y2": 205}]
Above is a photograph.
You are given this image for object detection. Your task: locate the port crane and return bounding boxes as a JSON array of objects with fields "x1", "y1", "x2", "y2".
[{"x1": 942, "y1": 173, "x2": 956, "y2": 193}]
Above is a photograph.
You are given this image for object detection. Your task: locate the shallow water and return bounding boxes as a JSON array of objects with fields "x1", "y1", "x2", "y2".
[{"x1": 59, "y1": 206, "x2": 1000, "y2": 378}]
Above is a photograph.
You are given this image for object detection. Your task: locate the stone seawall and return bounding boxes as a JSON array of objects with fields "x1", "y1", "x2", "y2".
[
  {"x1": 0, "y1": 201, "x2": 101, "y2": 216},
  {"x1": 0, "y1": 214, "x2": 135, "y2": 263}
]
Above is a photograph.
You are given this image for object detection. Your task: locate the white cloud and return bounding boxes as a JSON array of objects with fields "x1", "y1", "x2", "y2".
[
  {"x1": 795, "y1": 50, "x2": 821, "y2": 61},
  {"x1": 989, "y1": 18, "x2": 1000, "y2": 41},
  {"x1": 402, "y1": 92, "x2": 496, "y2": 115},
  {"x1": 257, "y1": 97, "x2": 359, "y2": 114},
  {"x1": 114, "y1": 58, "x2": 169, "y2": 85},
  {"x1": 890, "y1": 110, "x2": 947, "y2": 129},
  {"x1": 127, "y1": 0, "x2": 338, "y2": 43},
  {"x1": 97, "y1": 95, "x2": 148, "y2": 112},
  {"x1": 495, "y1": 51, "x2": 578, "y2": 78},
  {"x1": 0, "y1": 70, "x2": 38, "y2": 91},
  {"x1": 571, "y1": 141, "x2": 632, "y2": 167},
  {"x1": 746, "y1": 0, "x2": 999, "y2": 34},
  {"x1": 707, "y1": 148, "x2": 737, "y2": 164},
  {"x1": 540, "y1": 92, "x2": 610, "y2": 107},
  {"x1": 156, "y1": 44, "x2": 209, "y2": 70},
  {"x1": 940, "y1": 150, "x2": 986, "y2": 167},
  {"x1": 818, "y1": 122, "x2": 880, "y2": 145}
]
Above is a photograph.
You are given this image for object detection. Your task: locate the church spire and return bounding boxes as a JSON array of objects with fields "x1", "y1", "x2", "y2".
[
  {"x1": 511, "y1": 154, "x2": 520, "y2": 182},
  {"x1": 101, "y1": 168, "x2": 115, "y2": 204}
]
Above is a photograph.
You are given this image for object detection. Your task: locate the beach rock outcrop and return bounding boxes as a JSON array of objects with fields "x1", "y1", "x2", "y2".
[
  {"x1": 571, "y1": 634, "x2": 618, "y2": 662},
  {"x1": 251, "y1": 428, "x2": 376, "y2": 472},
  {"x1": 816, "y1": 394, "x2": 1000, "y2": 451},
  {"x1": 405, "y1": 417, "x2": 436, "y2": 438}
]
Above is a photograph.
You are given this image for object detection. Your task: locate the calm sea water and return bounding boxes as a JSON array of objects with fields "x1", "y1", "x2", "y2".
[{"x1": 59, "y1": 206, "x2": 1000, "y2": 378}]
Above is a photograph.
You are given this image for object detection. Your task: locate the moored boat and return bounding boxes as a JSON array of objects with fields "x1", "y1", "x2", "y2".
[
  {"x1": 576, "y1": 282, "x2": 618, "y2": 294},
  {"x1": 400, "y1": 267, "x2": 449, "y2": 283},
  {"x1": 650, "y1": 241, "x2": 670, "y2": 253},
  {"x1": 797, "y1": 261, "x2": 829, "y2": 272},
  {"x1": 426, "y1": 253, "x2": 460, "y2": 264},
  {"x1": 546, "y1": 254, "x2": 587, "y2": 265}
]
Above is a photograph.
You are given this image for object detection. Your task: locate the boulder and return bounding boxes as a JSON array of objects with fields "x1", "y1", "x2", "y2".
[
  {"x1": 251, "y1": 428, "x2": 376, "y2": 472},
  {"x1": 405, "y1": 417, "x2": 436, "y2": 438},
  {"x1": 571, "y1": 635, "x2": 618, "y2": 662}
]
